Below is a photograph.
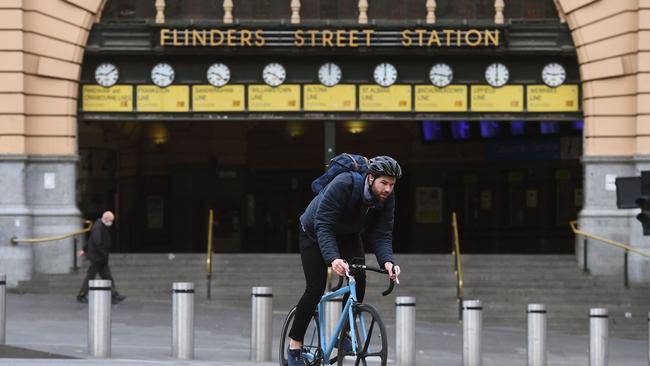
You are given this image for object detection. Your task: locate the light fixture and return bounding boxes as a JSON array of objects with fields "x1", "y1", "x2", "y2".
[
  {"x1": 346, "y1": 120, "x2": 367, "y2": 135},
  {"x1": 149, "y1": 123, "x2": 169, "y2": 145}
]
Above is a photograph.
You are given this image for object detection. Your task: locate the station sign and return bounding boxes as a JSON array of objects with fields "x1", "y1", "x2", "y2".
[
  {"x1": 303, "y1": 85, "x2": 356, "y2": 111},
  {"x1": 471, "y1": 85, "x2": 524, "y2": 112},
  {"x1": 192, "y1": 85, "x2": 245, "y2": 111},
  {"x1": 414, "y1": 85, "x2": 467, "y2": 112},
  {"x1": 136, "y1": 85, "x2": 189, "y2": 112},
  {"x1": 82, "y1": 85, "x2": 133, "y2": 112},
  {"x1": 248, "y1": 85, "x2": 300, "y2": 111},
  {"x1": 359, "y1": 85, "x2": 412, "y2": 112},
  {"x1": 527, "y1": 85, "x2": 579, "y2": 112}
]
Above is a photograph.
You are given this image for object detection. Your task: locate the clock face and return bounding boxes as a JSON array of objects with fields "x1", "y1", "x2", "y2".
[
  {"x1": 429, "y1": 63, "x2": 453, "y2": 88},
  {"x1": 485, "y1": 62, "x2": 509, "y2": 87},
  {"x1": 94, "y1": 63, "x2": 119, "y2": 87},
  {"x1": 542, "y1": 62, "x2": 566, "y2": 87},
  {"x1": 373, "y1": 62, "x2": 398, "y2": 87},
  {"x1": 262, "y1": 63, "x2": 286, "y2": 87},
  {"x1": 207, "y1": 63, "x2": 230, "y2": 87},
  {"x1": 151, "y1": 63, "x2": 175, "y2": 87},
  {"x1": 318, "y1": 63, "x2": 342, "y2": 87}
]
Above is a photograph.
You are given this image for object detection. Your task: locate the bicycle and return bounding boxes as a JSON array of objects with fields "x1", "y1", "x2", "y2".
[{"x1": 279, "y1": 262, "x2": 396, "y2": 366}]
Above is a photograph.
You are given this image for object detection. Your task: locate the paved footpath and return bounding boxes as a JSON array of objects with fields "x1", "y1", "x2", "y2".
[{"x1": 0, "y1": 293, "x2": 646, "y2": 365}]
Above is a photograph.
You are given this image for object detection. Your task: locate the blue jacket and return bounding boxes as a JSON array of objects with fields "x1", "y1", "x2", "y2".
[{"x1": 299, "y1": 172, "x2": 396, "y2": 267}]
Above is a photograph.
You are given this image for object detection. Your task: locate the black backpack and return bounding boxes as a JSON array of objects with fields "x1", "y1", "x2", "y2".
[{"x1": 311, "y1": 153, "x2": 369, "y2": 207}]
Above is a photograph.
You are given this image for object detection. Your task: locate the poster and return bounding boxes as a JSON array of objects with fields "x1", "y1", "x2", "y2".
[{"x1": 415, "y1": 187, "x2": 442, "y2": 224}]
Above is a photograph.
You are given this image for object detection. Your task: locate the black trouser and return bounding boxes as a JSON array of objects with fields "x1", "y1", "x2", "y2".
[
  {"x1": 288, "y1": 229, "x2": 366, "y2": 342},
  {"x1": 78, "y1": 260, "x2": 120, "y2": 298}
]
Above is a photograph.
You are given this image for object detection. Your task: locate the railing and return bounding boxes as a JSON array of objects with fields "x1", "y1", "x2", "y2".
[
  {"x1": 451, "y1": 211, "x2": 464, "y2": 320},
  {"x1": 11, "y1": 220, "x2": 93, "y2": 272},
  {"x1": 569, "y1": 220, "x2": 650, "y2": 289},
  {"x1": 206, "y1": 209, "x2": 215, "y2": 300}
]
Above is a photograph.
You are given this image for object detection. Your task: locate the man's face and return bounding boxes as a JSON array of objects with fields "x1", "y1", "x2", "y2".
[{"x1": 369, "y1": 175, "x2": 397, "y2": 201}]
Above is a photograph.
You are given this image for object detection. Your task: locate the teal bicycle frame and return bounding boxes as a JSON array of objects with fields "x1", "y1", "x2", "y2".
[{"x1": 302, "y1": 275, "x2": 366, "y2": 364}]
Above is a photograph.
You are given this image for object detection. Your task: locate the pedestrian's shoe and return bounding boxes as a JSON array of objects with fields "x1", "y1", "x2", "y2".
[
  {"x1": 76, "y1": 295, "x2": 88, "y2": 304},
  {"x1": 111, "y1": 295, "x2": 126, "y2": 304},
  {"x1": 287, "y1": 348, "x2": 304, "y2": 366},
  {"x1": 336, "y1": 333, "x2": 353, "y2": 353}
]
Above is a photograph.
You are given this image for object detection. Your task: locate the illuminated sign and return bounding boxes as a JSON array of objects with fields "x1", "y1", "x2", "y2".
[
  {"x1": 192, "y1": 85, "x2": 245, "y2": 111},
  {"x1": 159, "y1": 28, "x2": 501, "y2": 48},
  {"x1": 359, "y1": 85, "x2": 412, "y2": 112},
  {"x1": 415, "y1": 85, "x2": 467, "y2": 112},
  {"x1": 137, "y1": 85, "x2": 189, "y2": 112},
  {"x1": 527, "y1": 85, "x2": 579, "y2": 112},
  {"x1": 471, "y1": 85, "x2": 524, "y2": 112},
  {"x1": 248, "y1": 85, "x2": 300, "y2": 111},
  {"x1": 303, "y1": 85, "x2": 356, "y2": 111},
  {"x1": 82, "y1": 85, "x2": 133, "y2": 112}
]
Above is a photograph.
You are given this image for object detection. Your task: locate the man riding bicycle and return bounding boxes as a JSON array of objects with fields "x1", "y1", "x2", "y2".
[{"x1": 287, "y1": 155, "x2": 402, "y2": 366}]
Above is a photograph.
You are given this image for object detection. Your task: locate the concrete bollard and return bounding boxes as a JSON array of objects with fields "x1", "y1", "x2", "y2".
[
  {"x1": 88, "y1": 279, "x2": 112, "y2": 357},
  {"x1": 463, "y1": 300, "x2": 482, "y2": 366},
  {"x1": 0, "y1": 273, "x2": 5, "y2": 345},
  {"x1": 172, "y1": 282, "x2": 194, "y2": 360},
  {"x1": 251, "y1": 287, "x2": 272, "y2": 361},
  {"x1": 396, "y1": 296, "x2": 416, "y2": 366},
  {"x1": 589, "y1": 308, "x2": 608, "y2": 366},
  {"x1": 527, "y1": 304, "x2": 547, "y2": 366},
  {"x1": 325, "y1": 293, "x2": 342, "y2": 348}
]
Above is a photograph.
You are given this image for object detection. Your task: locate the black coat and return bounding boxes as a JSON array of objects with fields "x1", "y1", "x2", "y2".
[{"x1": 83, "y1": 219, "x2": 111, "y2": 262}]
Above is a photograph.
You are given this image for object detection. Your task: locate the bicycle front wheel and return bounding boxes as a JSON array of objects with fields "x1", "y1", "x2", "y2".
[
  {"x1": 337, "y1": 303, "x2": 388, "y2": 366},
  {"x1": 279, "y1": 306, "x2": 321, "y2": 366}
]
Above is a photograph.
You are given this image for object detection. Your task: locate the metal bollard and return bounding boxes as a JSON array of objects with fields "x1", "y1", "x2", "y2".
[
  {"x1": 527, "y1": 304, "x2": 547, "y2": 366},
  {"x1": 396, "y1": 296, "x2": 416, "y2": 366},
  {"x1": 647, "y1": 312, "x2": 649, "y2": 365},
  {"x1": 88, "y1": 279, "x2": 112, "y2": 357},
  {"x1": 589, "y1": 308, "x2": 608, "y2": 366},
  {"x1": 325, "y1": 293, "x2": 342, "y2": 349},
  {"x1": 0, "y1": 274, "x2": 5, "y2": 345},
  {"x1": 463, "y1": 300, "x2": 482, "y2": 366},
  {"x1": 251, "y1": 287, "x2": 272, "y2": 361},
  {"x1": 172, "y1": 282, "x2": 194, "y2": 360}
]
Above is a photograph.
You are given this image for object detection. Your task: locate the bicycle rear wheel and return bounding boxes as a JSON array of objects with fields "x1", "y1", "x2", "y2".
[
  {"x1": 337, "y1": 303, "x2": 387, "y2": 366},
  {"x1": 279, "y1": 306, "x2": 322, "y2": 366}
]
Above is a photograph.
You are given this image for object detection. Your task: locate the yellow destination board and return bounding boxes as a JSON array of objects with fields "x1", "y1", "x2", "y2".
[
  {"x1": 82, "y1": 85, "x2": 133, "y2": 112},
  {"x1": 471, "y1": 85, "x2": 524, "y2": 112},
  {"x1": 527, "y1": 85, "x2": 579, "y2": 112},
  {"x1": 304, "y1": 84, "x2": 356, "y2": 111},
  {"x1": 359, "y1": 85, "x2": 412, "y2": 112},
  {"x1": 248, "y1": 85, "x2": 300, "y2": 111},
  {"x1": 415, "y1": 85, "x2": 467, "y2": 112},
  {"x1": 137, "y1": 85, "x2": 189, "y2": 112},
  {"x1": 192, "y1": 85, "x2": 245, "y2": 111}
]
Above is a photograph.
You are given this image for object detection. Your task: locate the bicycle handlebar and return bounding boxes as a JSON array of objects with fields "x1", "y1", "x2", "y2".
[{"x1": 330, "y1": 264, "x2": 396, "y2": 296}]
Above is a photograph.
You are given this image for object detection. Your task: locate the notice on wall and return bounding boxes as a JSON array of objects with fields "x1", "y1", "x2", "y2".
[
  {"x1": 414, "y1": 85, "x2": 467, "y2": 112},
  {"x1": 415, "y1": 187, "x2": 442, "y2": 224},
  {"x1": 359, "y1": 85, "x2": 412, "y2": 112},
  {"x1": 303, "y1": 84, "x2": 356, "y2": 111},
  {"x1": 43, "y1": 172, "x2": 56, "y2": 190},
  {"x1": 137, "y1": 85, "x2": 189, "y2": 112},
  {"x1": 527, "y1": 85, "x2": 579, "y2": 112},
  {"x1": 248, "y1": 84, "x2": 300, "y2": 111},
  {"x1": 82, "y1": 85, "x2": 133, "y2": 112},
  {"x1": 471, "y1": 85, "x2": 524, "y2": 112},
  {"x1": 480, "y1": 191, "x2": 492, "y2": 209},
  {"x1": 526, "y1": 189, "x2": 538, "y2": 208},
  {"x1": 192, "y1": 85, "x2": 245, "y2": 111}
]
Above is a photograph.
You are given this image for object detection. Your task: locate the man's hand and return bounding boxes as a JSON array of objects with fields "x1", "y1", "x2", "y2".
[
  {"x1": 77, "y1": 250, "x2": 85, "y2": 257},
  {"x1": 384, "y1": 262, "x2": 401, "y2": 284},
  {"x1": 331, "y1": 259, "x2": 349, "y2": 277}
]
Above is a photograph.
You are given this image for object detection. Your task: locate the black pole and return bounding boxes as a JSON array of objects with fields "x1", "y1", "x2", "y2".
[
  {"x1": 73, "y1": 237, "x2": 78, "y2": 272},
  {"x1": 583, "y1": 237, "x2": 588, "y2": 273},
  {"x1": 624, "y1": 250, "x2": 629, "y2": 289},
  {"x1": 207, "y1": 273, "x2": 212, "y2": 300}
]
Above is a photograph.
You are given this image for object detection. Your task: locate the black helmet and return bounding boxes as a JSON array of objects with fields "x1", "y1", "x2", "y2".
[{"x1": 368, "y1": 156, "x2": 402, "y2": 179}]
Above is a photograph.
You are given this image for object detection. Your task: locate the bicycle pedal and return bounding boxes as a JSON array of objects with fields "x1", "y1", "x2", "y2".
[{"x1": 328, "y1": 356, "x2": 338, "y2": 364}]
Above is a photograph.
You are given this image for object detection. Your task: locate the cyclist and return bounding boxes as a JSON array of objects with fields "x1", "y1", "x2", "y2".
[{"x1": 287, "y1": 155, "x2": 402, "y2": 366}]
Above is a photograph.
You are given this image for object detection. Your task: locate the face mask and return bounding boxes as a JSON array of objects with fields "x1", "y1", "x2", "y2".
[{"x1": 104, "y1": 221, "x2": 113, "y2": 227}]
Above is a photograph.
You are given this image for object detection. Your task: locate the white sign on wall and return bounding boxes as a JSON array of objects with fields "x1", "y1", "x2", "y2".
[{"x1": 44, "y1": 172, "x2": 56, "y2": 190}]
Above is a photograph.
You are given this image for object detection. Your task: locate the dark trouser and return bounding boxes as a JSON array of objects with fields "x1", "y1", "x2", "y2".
[
  {"x1": 78, "y1": 260, "x2": 120, "y2": 298},
  {"x1": 288, "y1": 229, "x2": 366, "y2": 342}
]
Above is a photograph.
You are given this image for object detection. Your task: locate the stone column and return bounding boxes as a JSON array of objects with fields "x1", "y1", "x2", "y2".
[
  {"x1": 26, "y1": 156, "x2": 82, "y2": 274},
  {"x1": 0, "y1": 155, "x2": 33, "y2": 287}
]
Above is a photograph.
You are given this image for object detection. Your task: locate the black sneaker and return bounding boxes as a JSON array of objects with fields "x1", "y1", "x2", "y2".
[
  {"x1": 76, "y1": 295, "x2": 88, "y2": 303},
  {"x1": 111, "y1": 295, "x2": 126, "y2": 304},
  {"x1": 287, "y1": 348, "x2": 304, "y2": 366}
]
